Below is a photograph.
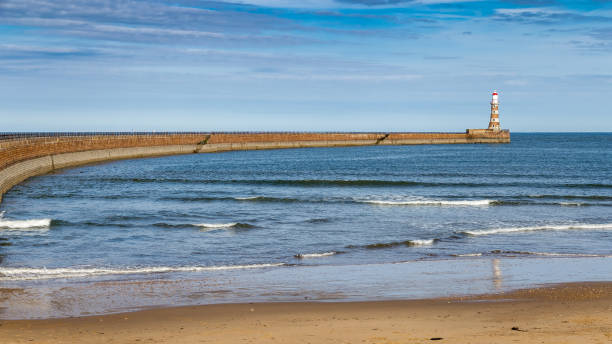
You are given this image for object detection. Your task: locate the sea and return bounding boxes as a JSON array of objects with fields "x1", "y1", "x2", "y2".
[{"x1": 0, "y1": 133, "x2": 611, "y2": 318}]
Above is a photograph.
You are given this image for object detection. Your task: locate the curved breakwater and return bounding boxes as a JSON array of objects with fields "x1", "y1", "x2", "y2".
[{"x1": 0, "y1": 131, "x2": 510, "y2": 204}]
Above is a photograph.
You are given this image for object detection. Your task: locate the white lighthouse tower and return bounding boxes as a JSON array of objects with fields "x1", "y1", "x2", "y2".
[{"x1": 488, "y1": 90, "x2": 501, "y2": 131}]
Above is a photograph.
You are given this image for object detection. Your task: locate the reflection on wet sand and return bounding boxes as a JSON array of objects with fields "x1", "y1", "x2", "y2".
[
  {"x1": 1, "y1": 256, "x2": 611, "y2": 319},
  {"x1": 492, "y1": 258, "x2": 502, "y2": 290}
]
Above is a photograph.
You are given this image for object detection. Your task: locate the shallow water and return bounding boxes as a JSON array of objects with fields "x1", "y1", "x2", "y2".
[{"x1": 1, "y1": 133, "x2": 611, "y2": 318}]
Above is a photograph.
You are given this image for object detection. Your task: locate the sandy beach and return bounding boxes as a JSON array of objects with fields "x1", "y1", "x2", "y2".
[{"x1": 2, "y1": 281, "x2": 610, "y2": 343}]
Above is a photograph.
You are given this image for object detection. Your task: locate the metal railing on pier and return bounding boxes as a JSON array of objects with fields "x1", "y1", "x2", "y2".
[{"x1": 0, "y1": 131, "x2": 468, "y2": 142}]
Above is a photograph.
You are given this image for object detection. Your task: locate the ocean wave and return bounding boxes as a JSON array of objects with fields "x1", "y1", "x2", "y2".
[
  {"x1": 0, "y1": 218, "x2": 52, "y2": 230},
  {"x1": 28, "y1": 193, "x2": 142, "y2": 200},
  {"x1": 452, "y1": 253, "x2": 483, "y2": 257},
  {"x1": 560, "y1": 202, "x2": 583, "y2": 207},
  {"x1": 217, "y1": 179, "x2": 504, "y2": 188},
  {"x1": 195, "y1": 222, "x2": 255, "y2": 231},
  {"x1": 492, "y1": 200, "x2": 612, "y2": 207},
  {"x1": 451, "y1": 251, "x2": 609, "y2": 258},
  {"x1": 349, "y1": 238, "x2": 439, "y2": 249},
  {"x1": 104, "y1": 214, "x2": 147, "y2": 221},
  {"x1": 489, "y1": 250, "x2": 609, "y2": 257},
  {"x1": 196, "y1": 222, "x2": 239, "y2": 228},
  {"x1": 159, "y1": 195, "x2": 612, "y2": 207},
  {"x1": 409, "y1": 239, "x2": 438, "y2": 246},
  {"x1": 93, "y1": 177, "x2": 483, "y2": 187},
  {"x1": 86, "y1": 177, "x2": 612, "y2": 189},
  {"x1": 527, "y1": 194, "x2": 612, "y2": 201},
  {"x1": 562, "y1": 183, "x2": 612, "y2": 189},
  {"x1": 160, "y1": 196, "x2": 229, "y2": 202},
  {"x1": 153, "y1": 222, "x2": 255, "y2": 230},
  {"x1": 161, "y1": 195, "x2": 307, "y2": 203},
  {"x1": 53, "y1": 220, "x2": 134, "y2": 228},
  {"x1": 364, "y1": 199, "x2": 494, "y2": 206},
  {"x1": 462, "y1": 223, "x2": 612, "y2": 236},
  {"x1": 0, "y1": 263, "x2": 286, "y2": 281},
  {"x1": 294, "y1": 252, "x2": 338, "y2": 259},
  {"x1": 305, "y1": 218, "x2": 332, "y2": 224},
  {"x1": 234, "y1": 196, "x2": 302, "y2": 203}
]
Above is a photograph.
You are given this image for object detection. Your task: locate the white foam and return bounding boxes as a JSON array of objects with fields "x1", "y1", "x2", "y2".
[
  {"x1": 295, "y1": 252, "x2": 337, "y2": 258},
  {"x1": 364, "y1": 199, "x2": 494, "y2": 206},
  {"x1": 0, "y1": 263, "x2": 285, "y2": 281},
  {"x1": 195, "y1": 223, "x2": 238, "y2": 229},
  {"x1": 409, "y1": 239, "x2": 436, "y2": 246},
  {"x1": 0, "y1": 218, "x2": 52, "y2": 230},
  {"x1": 519, "y1": 252, "x2": 605, "y2": 257},
  {"x1": 560, "y1": 202, "x2": 583, "y2": 206},
  {"x1": 455, "y1": 253, "x2": 483, "y2": 257},
  {"x1": 463, "y1": 223, "x2": 612, "y2": 236}
]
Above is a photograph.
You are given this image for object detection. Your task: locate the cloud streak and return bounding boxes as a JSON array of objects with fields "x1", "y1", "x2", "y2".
[
  {"x1": 0, "y1": 0, "x2": 306, "y2": 44},
  {"x1": 493, "y1": 7, "x2": 612, "y2": 25}
]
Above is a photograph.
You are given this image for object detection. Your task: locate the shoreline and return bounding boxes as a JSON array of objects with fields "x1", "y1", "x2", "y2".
[
  {"x1": 2, "y1": 281, "x2": 610, "y2": 343},
  {"x1": 2, "y1": 255, "x2": 611, "y2": 320}
]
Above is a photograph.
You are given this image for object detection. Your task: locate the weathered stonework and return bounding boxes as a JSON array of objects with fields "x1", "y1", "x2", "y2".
[{"x1": 0, "y1": 131, "x2": 510, "y2": 203}]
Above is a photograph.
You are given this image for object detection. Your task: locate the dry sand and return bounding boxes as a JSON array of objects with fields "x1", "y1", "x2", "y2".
[{"x1": 1, "y1": 282, "x2": 611, "y2": 344}]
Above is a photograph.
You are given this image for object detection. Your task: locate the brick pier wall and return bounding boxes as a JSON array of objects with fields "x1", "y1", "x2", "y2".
[{"x1": 0, "y1": 131, "x2": 510, "y2": 203}]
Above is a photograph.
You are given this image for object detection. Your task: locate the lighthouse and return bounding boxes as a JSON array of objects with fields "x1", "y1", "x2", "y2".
[{"x1": 488, "y1": 90, "x2": 501, "y2": 131}]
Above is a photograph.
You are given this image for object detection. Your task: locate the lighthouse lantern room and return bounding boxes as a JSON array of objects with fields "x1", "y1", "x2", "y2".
[{"x1": 488, "y1": 90, "x2": 501, "y2": 131}]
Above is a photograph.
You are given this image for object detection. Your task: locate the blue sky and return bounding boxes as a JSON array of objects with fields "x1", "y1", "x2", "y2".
[{"x1": 1, "y1": 0, "x2": 612, "y2": 132}]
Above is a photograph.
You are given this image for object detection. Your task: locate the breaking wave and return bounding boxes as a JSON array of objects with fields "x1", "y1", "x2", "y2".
[
  {"x1": 0, "y1": 218, "x2": 52, "y2": 230},
  {"x1": 153, "y1": 222, "x2": 255, "y2": 230},
  {"x1": 161, "y1": 196, "x2": 306, "y2": 203},
  {"x1": 453, "y1": 253, "x2": 483, "y2": 257},
  {"x1": 451, "y1": 251, "x2": 610, "y2": 258},
  {"x1": 364, "y1": 199, "x2": 495, "y2": 206},
  {"x1": 196, "y1": 222, "x2": 240, "y2": 228},
  {"x1": 489, "y1": 250, "x2": 609, "y2": 257},
  {"x1": 294, "y1": 252, "x2": 338, "y2": 259},
  {"x1": 527, "y1": 194, "x2": 612, "y2": 201},
  {"x1": 559, "y1": 202, "x2": 584, "y2": 207},
  {"x1": 160, "y1": 195, "x2": 612, "y2": 207},
  {"x1": 195, "y1": 223, "x2": 256, "y2": 231},
  {"x1": 0, "y1": 263, "x2": 286, "y2": 281},
  {"x1": 462, "y1": 223, "x2": 612, "y2": 236},
  {"x1": 492, "y1": 200, "x2": 612, "y2": 207},
  {"x1": 234, "y1": 196, "x2": 303, "y2": 203},
  {"x1": 349, "y1": 238, "x2": 439, "y2": 249}
]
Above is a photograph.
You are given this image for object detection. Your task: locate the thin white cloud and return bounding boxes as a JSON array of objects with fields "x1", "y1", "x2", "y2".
[
  {"x1": 5, "y1": 17, "x2": 226, "y2": 39},
  {"x1": 504, "y1": 79, "x2": 528, "y2": 86},
  {"x1": 0, "y1": 44, "x2": 81, "y2": 54},
  {"x1": 90, "y1": 24, "x2": 225, "y2": 38},
  {"x1": 231, "y1": 0, "x2": 337, "y2": 8},
  {"x1": 5, "y1": 17, "x2": 89, "y2": 27},
  {"x1": 230, "y1": 0, "x2": 476, "y2": 9},
  {"x1": 252, "y1": 72, "x2": 422, "y2": 81},
  {"x1": 493, "y1": 7, "x2": 612, "y2": 24},
  {"x1": 494, "y1": 8, "x2": 565, "y2": 16}
]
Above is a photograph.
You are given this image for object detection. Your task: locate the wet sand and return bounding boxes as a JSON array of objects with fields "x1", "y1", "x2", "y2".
[{"x1": 1, "y1": 282, "x2": 611, "y2": 343}]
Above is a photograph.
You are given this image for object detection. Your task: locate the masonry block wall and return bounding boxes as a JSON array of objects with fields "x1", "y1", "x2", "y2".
[
  {"x1": 0, "y1": 134, "x2": 209, "y2": 171},
  {"x1": 0, "y1": 131, "x2": 510, "y2": 203}
]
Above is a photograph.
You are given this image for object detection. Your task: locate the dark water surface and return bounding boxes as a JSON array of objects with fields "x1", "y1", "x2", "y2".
[{"x1": 1, "y1": 133, "x2": 611, "y2": 318}]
